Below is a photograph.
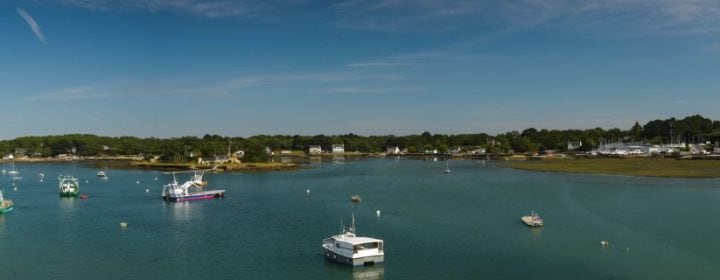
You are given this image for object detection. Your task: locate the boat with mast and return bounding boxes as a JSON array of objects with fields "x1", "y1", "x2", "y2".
[
  {"x1": 444, "y1": 160, "x2": 451, "y2": 174},
  {"x1": 8, "y1": 158, "x2": 19, "y2": 176},
  {"x1": 161, "y1": 171, "x2": 224, "y2": 202},
  {"x1": 322, "y1": 214, "x2": 384, "y2": 266},
  {"x1": 0, "y1": 190, "x2": 14, "y2": 214},
  {"x1": 58, "y1": 175, "x2": 80, "y2": 197}
]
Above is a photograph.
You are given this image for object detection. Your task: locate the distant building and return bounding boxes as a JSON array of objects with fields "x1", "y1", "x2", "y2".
[
  {"x1": 102, "y1": 145, "x2": 111, "y2": 151},
  {"x1": 567, "y1": 141, "x2": 582, "y2": 151},
  {"x1": 234, "y1": 150, "x2": 245, "y2": 158},
  {"x1": 386, "y1": 146, "x2": 400, "y2": 154},
  {"x1": 471, "y1": 147, "x2": 487, "y2": 155},
  {"x1": 280, "y1": 150, "x2": 292, "y2": 155},
  {"x1": 14, "y1": 148, "x2": 27, "y2": 157},
  {"x1": 332, "y1": 144, "x2": 345, "y2": 153},
  {"x1": 424, "y1": 149, "x2": 438, "y2": 154},
  {"x1": 213, "y1": 155, "x2": 229, "y2": 163},
  {"x1": 714, "y1": 147, "x2": 720, "y2": 154},
  {"x1": 449, "y1": 147, "x2": 463, "y2": 154},
  {"x1": 309, "y1": 145, "x2": 322, "y2": 154}
]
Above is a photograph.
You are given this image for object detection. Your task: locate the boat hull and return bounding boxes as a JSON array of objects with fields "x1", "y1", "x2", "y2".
[
  {"x1": 323, "y1": 248, "x2": 384, "y2": 267},
  {"x1": 0, "y1": 206, "x2": 13, "y2": 214},
  {"x1": 60, "y1": 191, "x2": 80, "y2": 197},
  {"x1": 163, "y1": 190, "x2": 225, "y2": 202},
  {"x1": 521, "y1": 216, "x2": 543, "y2": 227}
]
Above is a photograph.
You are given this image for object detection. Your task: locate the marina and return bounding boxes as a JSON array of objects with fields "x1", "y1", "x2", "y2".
[{"x1": 1, "y1": 160, "x2": 720, "y2": 279}]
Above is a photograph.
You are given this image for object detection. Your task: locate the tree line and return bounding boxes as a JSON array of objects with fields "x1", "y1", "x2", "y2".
[{"x1": 0, "y1": 115, "x2": 718, "y2": 162}]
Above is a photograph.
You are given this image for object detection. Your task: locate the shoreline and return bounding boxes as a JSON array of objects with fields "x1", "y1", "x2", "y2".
[{"x1": 500, "y1": 157, "x2": 720, "y2": 178}]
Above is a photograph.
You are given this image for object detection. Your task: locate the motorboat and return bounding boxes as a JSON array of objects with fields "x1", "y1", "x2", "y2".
[{"x1": 322, "y1": 215, "x2": 384, "y2": 266}]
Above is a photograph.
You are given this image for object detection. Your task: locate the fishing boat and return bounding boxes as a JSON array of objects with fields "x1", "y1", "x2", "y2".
[
  {"x1": 58, "y1": 175, "x2": 80, "y2": 197},
  {"x1": 190, "y1": 171, "x2": 207, "y2": 186},
  {"x1": 322, "y1": 215, "x2": 384, "y2": 266},
  {"x1": 521, "y1": 210, "x2": 543, "y2": 227},
  {"x1": 97, "y1": 171, "x2": 108, "y2": 179},
  {"x1": 161, "y1": 172, "x2": 224, "y2": 202},
  {"x1": 0, "y1": 190, "x2": 14, "y2": 214}
]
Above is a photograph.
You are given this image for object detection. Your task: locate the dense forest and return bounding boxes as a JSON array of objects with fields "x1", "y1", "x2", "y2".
[{"x1": 1, "y1": 115, "x2": 718, "y2": 162}]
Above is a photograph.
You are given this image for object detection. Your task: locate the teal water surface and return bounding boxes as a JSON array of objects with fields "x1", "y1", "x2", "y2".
[{"x1": 1, "y1": 159, "x2": 719, "y2": 279}]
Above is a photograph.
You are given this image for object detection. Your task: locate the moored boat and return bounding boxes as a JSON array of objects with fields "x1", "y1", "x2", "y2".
[
  {"x1": 522, "y1": 210, "x2": 543, "y2": 227},
  {"x1": 322, "y1": 215, "x2": 384, "y2": 266},
  {"x1": 97, "y1": 171, "x2": 108, "y2": 179},
  {"x1": 161, "y1": 172, "x2": 225, "y2": 202},
  {"x1": 191, "y1": 171, "x2": 208, "y2": 186},
  {"x1": 59, "y1": 175, "x2": 80, "y2": 197},
  {"x1": 0, "y1": 190, "x2": 14, "y2": 214}
]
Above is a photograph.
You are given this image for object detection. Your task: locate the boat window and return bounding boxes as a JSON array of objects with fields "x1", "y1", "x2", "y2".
[{"x1": 335, "y1": 243, "x2": 340, "y2": 248}]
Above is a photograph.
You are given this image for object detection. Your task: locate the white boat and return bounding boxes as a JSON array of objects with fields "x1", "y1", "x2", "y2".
[
  {"x1": 7, "y1": 160, "x2": 19, "y2": 176},
  {"x1": 444, "y1": 160, "x2": 451, "y2": 174},
  {"x1": 97, "y1": 171, "x2": 108, "y2": 179},
  {"x1": 322, "y1": 215, "x2": 384, "y2": 266},
  {"x1": 59, "y1": 175, "x2": 80, "y2": 197},
  {"x1": 522, "y1": 210, "x2": 543, "y2": 227},
  {"x1": 190, "y1": 171, "x2": 207, "y2": 186},
  {"x1": 161, "y1": 172, "x2": 224, "y2": 202}
]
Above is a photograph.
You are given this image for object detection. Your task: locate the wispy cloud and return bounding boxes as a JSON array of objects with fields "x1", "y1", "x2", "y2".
[
  {"x1": 16, "y1": 7, "x2": 47, "y2": 44},
  {"x1": 346, "y1": 62, "x2": 424, "y2": 67},
  {"x1": 43, "y1": 0, "x2": 720, "y2": 36},
  {"x1": 48, "y1": 0, "x2": 304, "y2": 19},
  {"x1": 25, "y1": 86, "x2": 112, "y2": 102},
  {"x1": 319, "y1": 85, "x2": 425, "y2": 95}
]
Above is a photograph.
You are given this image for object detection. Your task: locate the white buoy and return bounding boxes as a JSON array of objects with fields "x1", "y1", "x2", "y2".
[
  {"x1": 14, "y1": 187, "x2": 18, "y2": 191},
  {"x1": 601, "y1": 240, "x2": 609, "y2": 247},
  {"x1": 136, "y1": 180, "x2": 140, "y2": 184},
  {"x1": 306, "y1": 189, "x2": 310, "y2": 194},
  {"x1": 120, "y1": 222, "x2": 128, "y2": 228},
  {"x1": 40, "y1": 179, "x2": 43, "y2": 183},
  {"x1": 146, "y1": 188, "x2": 150, "y2": 193},
  {"x1": 86, "y1": 180, "x2": 89, "y2": 184},
  {"x1": 376, "y1": 210, "x2": 381, "y2": 217},
  {"x1": 154, "y1": 177, "x2": 158, "y2": 181}
]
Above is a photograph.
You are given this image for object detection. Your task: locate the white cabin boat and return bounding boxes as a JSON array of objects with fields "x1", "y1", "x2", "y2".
[
  {"x1": 322, "y1": 215, "x2": 384, "y2": 266},
  {"x1": 97, "y1": 171, "x2": 108, "y2": 179},
  {"x1": 522, "y1": 210, "x2": 543, "y2": 227}
]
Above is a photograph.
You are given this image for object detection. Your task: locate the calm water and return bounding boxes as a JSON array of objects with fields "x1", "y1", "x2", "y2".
[{"x1": 1, "y1": 159, "x2": 719, "y2": 279}]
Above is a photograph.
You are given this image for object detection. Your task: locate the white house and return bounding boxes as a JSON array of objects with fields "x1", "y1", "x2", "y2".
[
  {"x1": 234, "y1": 150, "x2": 245, "y2": 158},
  {"x1": 471, "y1": 147, "x2": 487, "y2": 154},
  {"x1": 332, "y1": 144, "x2": 345, "y2": 153},
  {"x1": 424, "y1": 149, "x2": 439, "y2": 154},
  {"x1": 386, "y1": 146, "x2": 400, "y2": 154},
  {"x1": 309, "y1": 145, "x2": 322, "y2": 154}
]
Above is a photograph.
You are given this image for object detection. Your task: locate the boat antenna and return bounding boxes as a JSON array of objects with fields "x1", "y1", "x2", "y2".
[{"x1": 340, "y1": 218, "x2": 344, "y2": 234}]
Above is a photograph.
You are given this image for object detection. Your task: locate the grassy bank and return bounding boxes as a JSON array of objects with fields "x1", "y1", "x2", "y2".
[{"x1": 501, "y1": 158, "x2": 720, "y2": 178}]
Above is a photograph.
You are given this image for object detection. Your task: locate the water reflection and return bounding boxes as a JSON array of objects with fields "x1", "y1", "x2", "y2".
[
  {"x1": 58, "y1": 197, "x2": 79, "y2": 213},
  {"x1": 352, "y1": 265, "x2": 384, "y2": 280},
  {"x1": 164, "y1": 201, "x2": 204, "y2": 222}
]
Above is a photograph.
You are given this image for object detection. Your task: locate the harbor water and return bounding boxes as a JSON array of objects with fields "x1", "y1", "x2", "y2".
[{"x1": 1, "y1": 159, "x2": 719, "y2": 279}]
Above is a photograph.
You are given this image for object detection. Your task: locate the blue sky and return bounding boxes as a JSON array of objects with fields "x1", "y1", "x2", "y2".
[{"x1": 1, "y1": 0, "x2": 719, "y2": 138}]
